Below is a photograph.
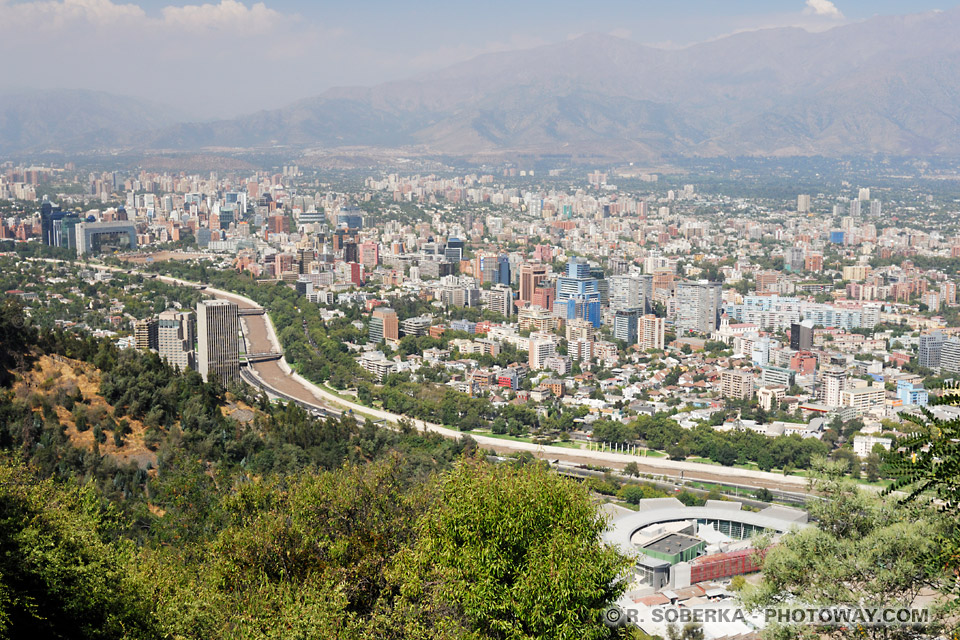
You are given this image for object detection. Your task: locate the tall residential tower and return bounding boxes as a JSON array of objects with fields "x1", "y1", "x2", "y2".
[{"x1": 197, "y1": 300, "x2": 240, "y2": 386}]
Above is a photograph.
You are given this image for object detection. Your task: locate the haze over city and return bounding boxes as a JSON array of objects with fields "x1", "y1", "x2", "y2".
[
  {"x1": 0, "y1": 0, "x2": 954, "y2": 116},
  {"x1": 3, "y1": 1, "x2": 960, "y2": 639}
]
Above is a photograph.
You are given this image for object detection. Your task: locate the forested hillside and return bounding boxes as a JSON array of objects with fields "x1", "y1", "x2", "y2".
[{"x1": 0, "y1": 297, "x2": 633, "y2": 639}]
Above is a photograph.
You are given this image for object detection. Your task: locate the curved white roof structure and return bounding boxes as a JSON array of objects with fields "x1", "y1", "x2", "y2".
[{"x1": 604, "y1": 498, "x2": 809, "y2": 552}]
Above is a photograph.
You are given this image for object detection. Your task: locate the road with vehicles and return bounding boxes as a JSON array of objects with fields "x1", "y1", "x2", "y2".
[{"x1": 38, "y1": 257, "x2": 822, "y2": 494}]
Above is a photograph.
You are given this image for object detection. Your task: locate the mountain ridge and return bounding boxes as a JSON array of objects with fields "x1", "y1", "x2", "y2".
[{"x1": 7, "y1": 8, "x2": 960, "y2": 159}]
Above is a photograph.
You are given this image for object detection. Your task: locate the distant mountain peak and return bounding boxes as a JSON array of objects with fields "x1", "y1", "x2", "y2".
[{"x1": 5, "y1": 9, "x2": 960, "y2": 159}]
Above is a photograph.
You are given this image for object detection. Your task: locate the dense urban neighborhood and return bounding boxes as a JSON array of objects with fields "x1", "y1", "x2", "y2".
[
  {"x1": 6, "y1": 161, "x2": 960, "y2": 479},
  {"x1": 2, "y1": 155, "x2": 960, "y2": 639}
]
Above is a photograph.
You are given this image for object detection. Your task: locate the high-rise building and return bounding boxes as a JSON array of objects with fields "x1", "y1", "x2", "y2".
[
  {"x1": 343, "y1": 242, "x2": 359, "y2": 264},
  {"x1": 918, "y1": 331, "x2": 944, "y2": 371},
  {"x1": 565, "y1": 256, "x2": 590, "y2": 278},
  {"x1": 495, "y1": 254, "x2": 511, "y2": 286},
  {"x1": 785, "y1": 246, "x2": 805, "y2": 272},
  {"x1": 638, "y1": 274, "x2": 653, "y2": 312},
  {"x1": 519, "y1": 263, "x2": 549, "y2": 302},
  {"x1": 613, "y1": 308, "x2": 641, "y2": 344},
  {"x1": 336, "y1": 206, "x2": 364, "y2": 229},
  {"x1": 720, "y1": 370, "x2": 753, "y2": 400},
  {"x1": 940, "y1": 281, "x2": 957, "y2": 306},
  {"x1": 566, "y1": 318, "x2": 596, "y2": 343},
  {"x1": 359, "y1": 242, "x2": 379, "y2": 268},
  {"x1": 134, "y1": 318, "x2": 158, "y2": 351},
  {"x1": 789, "y1": 320, "x2": 814, "y2": 351},
  {"x1": 40, "y1": 199, "x2": 63, "y2": 246},
  {"x1": 939, "y1": 338, "x2": 960, "y2": 375},
  {"x1": 197, "y1": 300, "x2": 240, "y2": 386},
  {"x1": 805, "y1": 253, "x2": 824, "y2": 272},
  {"x1": 401, "y1": 315, "x2": 432, "y2": 337},
  {"x1": 842, "y1": 265, "x2": 870, "y2": 281},
  {"x1": 638, "y1": 314, "x2": 665, "y2": 351},
  {"x1": 818, "y1": 366, "x2": 847, "y2": 407},
  {"x1": 476, "y1": 253, "x2": 498, "y2": 285},
  {"x1": 569, "y1": 339, "x2": 593, "y2": 363},
  {"x1": 531, "y1": 286, "x2": 555, "y2": 311},
  {"x1": 158, "y1": 309, "x2": 195, "y2": 371},
  {"x1": 529, "y1": 338, "x2": 557, "y2": 370},
  {"x1": 75, "y1": 221, "x2": 138, "y2": 255},
  {"x1": 267, "y1": 215, "x2": 289, "y2": 234},
  {"x1": 896, "y1": 380, "x2": 928, "y2": 407},
  {"x1": 675, "y1": 281, "x2": 722, "y2": 336},
  {"x1": 486, "y1": 284, "x2": 514, "y2": 318},
  {"x1": 349, "y1": 262, "x2": 365, "y2": 287},
  {"x1": 797, "y1": 194, "x2": 811, "y2": 212},
  {"x1": 755, "y1": 271, "x2": 781, "y2": 293},
  {"x1": 369, "y1": 307, "x2": 399, "y2": 344},
  {"x1": 592, "y1": 268, "x2": 609, "y2": 306},
  {"x1": 555, "y1": 257, "x2": 601, "y2": 327},
  {"x1": 49, "y1": 211, "x2": 81, "y2": 249},
  {"x1": 518, "y1": 306, "x2": 559, "y2": 332},
  {"x1": 444, "y1": 238, "x2": 464, "y2": 262},
  {"x1": 610, "y1": 275, "x2": 647, "y2": 311}
]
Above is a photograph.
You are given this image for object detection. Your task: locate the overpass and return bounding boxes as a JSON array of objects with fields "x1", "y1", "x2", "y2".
[
  {"x1": 238, "y1": 308, "x2": 264, "y2": 316},
  {"x1": 242, "y1": 352, "x2": 282, "y2": 363}
]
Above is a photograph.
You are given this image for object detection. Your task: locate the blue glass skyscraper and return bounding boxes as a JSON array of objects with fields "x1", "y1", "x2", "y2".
[
  {"x1": 495, "y1": 254, "x2": 511, "y2": 286},
  {"x1": 556, "y1": 257, "x2": 601, "y2": 327}
]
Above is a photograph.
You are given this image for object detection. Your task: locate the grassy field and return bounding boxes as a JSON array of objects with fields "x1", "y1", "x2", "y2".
[{"x1": 467, "y1": 429, "x2": 582, "y2": 449}]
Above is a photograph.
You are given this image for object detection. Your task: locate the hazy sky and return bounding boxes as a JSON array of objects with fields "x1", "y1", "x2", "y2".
[{"x1": 2, "y1": 0, "x2": 956, "y2": 118}]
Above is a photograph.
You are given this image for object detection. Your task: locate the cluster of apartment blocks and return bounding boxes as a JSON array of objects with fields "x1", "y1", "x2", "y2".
[
  {"x1": 17, "y1": 172, "x2": 958, "y2": 435},
  {"x1": 132, "y1": 299, "x2": 242, "y2": 387},
  {"x1": 716, "y1": 326, "x2": 930, "y2": 425}
]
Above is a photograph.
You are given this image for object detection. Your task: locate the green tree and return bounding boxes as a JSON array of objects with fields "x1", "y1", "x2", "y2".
[
  {"x1": 745, "y1": 459, "x2": 951, "y2": 639},
  {"x1": 0, "y1": 459, "x2": 157, "y2": 638},
  {"x1": 0, "y1": 298, "x2": 37, "y2": 387},
  {"x1": 618, "y1": 484, "x2": 647, "y2": 505},
  {"x1": 667, "y1": 622, "x2": 704, "y2": 640},
  {"x1": 754, "y1": 487, "x2": 774, "y2": 502},
  {"x1": 885, "y1": 384, "x2": 960, "y2": 580},
  {"x1": 864, "y1": 452, "x2": 881, "y2": 482},
  {"x1": 387, "y1": 457, "x2": 631, "y2": 639}
]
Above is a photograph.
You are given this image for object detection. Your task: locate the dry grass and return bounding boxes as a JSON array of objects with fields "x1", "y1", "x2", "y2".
[
  {"x1": 16, "y1": 354, "x2": 157, "y2": 469},
  {"x1": 15, "y1": 355, "x2": 270, "y2": 475}
]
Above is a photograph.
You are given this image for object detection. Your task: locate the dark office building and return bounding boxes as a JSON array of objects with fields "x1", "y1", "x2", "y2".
[
  {"x1": 40, "y1": 200, "x2": 63, "y2": 246},
  {"x1": 343, "y1": 242, "x2": 359, "y2": 264},
  {"x1": 495, "y1": 254, "x2": 511, "y2": 286},
  {"x1": 336, "y1": 206, "x2": 364, "y2": 230},
  {"x1": 790, "y1": 321, "x2": 814, "y2": 351},
  {"x1": 444, "y1": 237, "x2": 465, "y2": 262},
  {"x1": 52, "y1": 212, "x2": 81, "y2": 249}
]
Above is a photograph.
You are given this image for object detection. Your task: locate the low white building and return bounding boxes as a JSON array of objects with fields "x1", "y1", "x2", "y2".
[{"x1": 852, "y1": 435, "x2": 892, "y2": 458}]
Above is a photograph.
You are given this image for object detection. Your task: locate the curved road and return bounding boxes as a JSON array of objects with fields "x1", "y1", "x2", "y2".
[{"x1": 43, "y1": 258, "x2": 815, "y2": 493}]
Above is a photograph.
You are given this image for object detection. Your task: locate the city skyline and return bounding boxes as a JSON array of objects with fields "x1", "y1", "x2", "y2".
[
  {"x1": 3, "y1": 0, "x2": 960, "y2": 635},
  {"x1": 3, "y1": 152, "x2": 956, "y2": 637}
]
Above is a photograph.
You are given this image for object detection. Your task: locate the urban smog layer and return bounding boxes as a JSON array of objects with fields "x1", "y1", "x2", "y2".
[{"x1": 3, "y1": 2, "x2": 960, "y2": 637}]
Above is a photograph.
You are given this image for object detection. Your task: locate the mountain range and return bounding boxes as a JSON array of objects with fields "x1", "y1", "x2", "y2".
[{"x1": 7, "y1": 7, "x2": 960, "y2": 160}]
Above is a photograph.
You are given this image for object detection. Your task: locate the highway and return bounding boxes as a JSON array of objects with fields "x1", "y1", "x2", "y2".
[{"x1": 36, "y1": 257, "x2": 819, "y2": 494}]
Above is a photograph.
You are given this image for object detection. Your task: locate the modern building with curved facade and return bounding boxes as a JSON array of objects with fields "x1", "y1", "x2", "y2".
[
  {"x1": 604, "y1": 497, "x2": 809, "y2": 591},
  {"x1": 75, "y1": 221, "x2": 137, "y2": 255}
]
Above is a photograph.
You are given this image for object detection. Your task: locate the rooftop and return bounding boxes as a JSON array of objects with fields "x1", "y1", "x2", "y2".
[{"x1": 642, "y1": 532, "x2": 703, "y2": 556}]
